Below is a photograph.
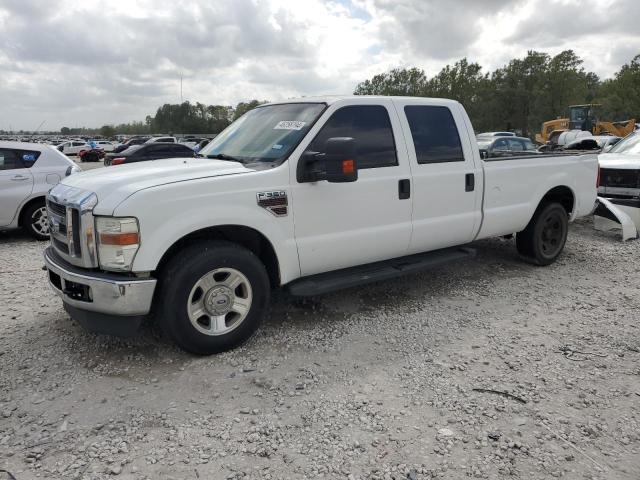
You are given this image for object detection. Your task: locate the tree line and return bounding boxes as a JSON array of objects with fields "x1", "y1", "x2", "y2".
[
  {"x1": 59, "y1": 100, "x2": 266, "y2": 137},
  {"x1": 354, "y1": 50, "x2": 640, "y2": 137}
]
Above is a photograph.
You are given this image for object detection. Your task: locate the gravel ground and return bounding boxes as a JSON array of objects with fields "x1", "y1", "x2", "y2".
[{"x1": 1, "y1": 214, "x2": 639, "y2": 480}]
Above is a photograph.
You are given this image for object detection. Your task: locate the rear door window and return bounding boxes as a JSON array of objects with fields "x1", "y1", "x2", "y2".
[
  {"x1": 403, "y1": 106, "x2": 464, "y2": 163},
  {"x1": 507, "y1": 139, "x2": 524, "y2": 151},
  {"x1": 0, "y1": 149, "x2": 23, "y2": 170},
  {"x1": 0, "y1": 149, "x2": 40, "y2": 170},
  {"x1": 308, "y1": 105, "x2": 398, "y2": 169}
]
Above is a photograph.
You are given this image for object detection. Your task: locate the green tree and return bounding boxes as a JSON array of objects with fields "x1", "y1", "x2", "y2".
[
  {"x1": 99, "y1": 125, "x2": 116, "y2": 138},
  {"x1": 233, "y1": 100, "x2": 267, "y2": 121},
  {"x1": 598, "y1": 54, "x2": 640, "y2": 121},
  {"x1": 354, "y1": 67, "x2": 428, "y2": 96}
]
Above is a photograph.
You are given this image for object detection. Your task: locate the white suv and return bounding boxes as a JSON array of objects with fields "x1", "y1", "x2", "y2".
[
  {"x1": 57, "y1": 140, "x2": 91, "y2": 156},
  {"x1": 0, "y1": 141, "x2": 80, "y2": 239}
]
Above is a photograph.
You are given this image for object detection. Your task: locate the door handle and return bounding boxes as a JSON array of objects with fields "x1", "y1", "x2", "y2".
[
  {"x1": 465, "y1": 173, "x2": 475, "y2": 192},
  {"x1": 11, "y1": 175, "x2": 29, "y2": 181},
  {"x1": 398, "y1": 179, "x2": 410, "y2": 199}
]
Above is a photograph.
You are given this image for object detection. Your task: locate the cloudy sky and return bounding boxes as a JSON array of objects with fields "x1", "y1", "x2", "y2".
[{"x1": 1, "y1": 0, "x2": 638, "y2": 131}]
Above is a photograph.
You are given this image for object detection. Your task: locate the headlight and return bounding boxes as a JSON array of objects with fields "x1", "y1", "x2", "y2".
[{"x1": 95, "y1": 217, "x2": 140, "y2": 271}]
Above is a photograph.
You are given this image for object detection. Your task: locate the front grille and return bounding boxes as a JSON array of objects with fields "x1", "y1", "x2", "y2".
[
  {"x1": 601, "y1": 168, "x2": 640, "y2": 189},
  {"x1": 46, "y1": 185, "x2": 98, "y2": 268},
  {"x1": 48, "y1": 200, "x2": 66, "y2": 217},
  {"x1": 47, "y1": 202, "x2": 82, "y2": 259}
]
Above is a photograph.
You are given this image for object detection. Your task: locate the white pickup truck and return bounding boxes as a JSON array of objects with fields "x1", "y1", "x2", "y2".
[{"x1": 43, "y1": 96, "x2": 598, "y2": 354}]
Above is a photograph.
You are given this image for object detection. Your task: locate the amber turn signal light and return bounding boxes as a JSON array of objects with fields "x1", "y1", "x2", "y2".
[
  {"x1": 99, "y1": 232, "x2": 140, "y2": 245},
  {"x1": 342, "y1": 159, "x2": 355, "y2": 175}
]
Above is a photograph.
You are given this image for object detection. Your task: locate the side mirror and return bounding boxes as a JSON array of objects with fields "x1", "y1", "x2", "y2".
[
  {"x1": 479, "y1": 149, "x2": 489, "y2": 159},
  {"x1": 324, "y1": 137, "x2": 357, "y2": 183},
  {"x1": 297, "y1": 137, "x2": 358, "y2": 183}
]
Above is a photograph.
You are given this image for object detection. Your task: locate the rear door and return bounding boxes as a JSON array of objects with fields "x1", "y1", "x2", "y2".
[
  {"x1": 0, "y1": 149, "x2": 35, "y2": 226},
  {"x1": 290, "y1": 100, "x2": 413, "y2": 276},
  {"x1": 394, "y1": 100, "x2": 482, "y2": 254}
]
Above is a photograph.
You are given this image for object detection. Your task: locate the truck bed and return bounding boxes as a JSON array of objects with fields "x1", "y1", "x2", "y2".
[{"x1": 477, "y1": 152, "x2": 598, "y2": 240}]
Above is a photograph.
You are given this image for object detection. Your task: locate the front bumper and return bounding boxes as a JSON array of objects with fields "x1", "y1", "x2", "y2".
[{"x1": 44, "y1": 246, "x2": 157, "y2": 317}]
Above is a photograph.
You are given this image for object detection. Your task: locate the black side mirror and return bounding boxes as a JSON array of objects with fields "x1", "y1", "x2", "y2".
[
  {"x1": 297, "y1": 137, "x2": 358, "y2": 183},
  {"x1": 479, "y1": 149, "x2": 489, "y2": 159}
]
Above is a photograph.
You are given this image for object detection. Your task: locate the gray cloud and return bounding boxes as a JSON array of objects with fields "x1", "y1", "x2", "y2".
[
  {"x1": 0, "y1": 0, "x2": 638, "y2": 131},
  {"x1": 372, "y1": 0, "x2": 521, "y2": 60},
  {"x1": 509, "y1": 0, "x2": 640, "y2": 45}
]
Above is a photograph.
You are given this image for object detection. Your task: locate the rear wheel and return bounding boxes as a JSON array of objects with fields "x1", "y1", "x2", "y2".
[
  {"x1": 157, "y1": 241, "x2": 270, "y2": 355},
  {"x1": 22, "y1": 201, "x2": 50, "y2": 240},
  {"x1": 516, "y1": 202, "x2": 568, "y2": 266}
]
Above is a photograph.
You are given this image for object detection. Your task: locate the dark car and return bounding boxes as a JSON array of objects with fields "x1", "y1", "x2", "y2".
[
  {"x1": 104, "y1": 142, "x2": 195, "y2": 166},
  {"x1": 477, "y1": 136, "x2": 539, "y2": 159},
  {"x1": 112, "y1": 136, "x2": 151, "y2": 154}
]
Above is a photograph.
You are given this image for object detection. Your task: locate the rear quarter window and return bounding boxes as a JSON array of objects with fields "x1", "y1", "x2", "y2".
[{"x1": 404, "y1": 106, "x2": 464, "y2": 164}]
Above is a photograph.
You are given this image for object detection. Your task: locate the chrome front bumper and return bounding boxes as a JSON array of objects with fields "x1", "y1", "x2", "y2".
[{"x1": 44, "y1": 247, "x2": 156, "y2": 316}]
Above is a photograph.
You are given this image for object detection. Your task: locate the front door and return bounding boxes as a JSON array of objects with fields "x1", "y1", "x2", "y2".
[
  {"x1": 290, "y1": 100, "x2": 413, "y2": 276},
  {"x1": 0, "y1": 148, "x2": 34, "y2": 226}
]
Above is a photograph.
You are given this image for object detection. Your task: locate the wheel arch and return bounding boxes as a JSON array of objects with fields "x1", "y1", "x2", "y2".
[
  {"x1": 537, "y1": 185, "x2": 575, "y2": 219},
  {"x1": 17, "y1": 195, "x2": 46, "y2": 227},
  {"x1": 154, "y1": 225, "x2": 281, "y2": 287}
]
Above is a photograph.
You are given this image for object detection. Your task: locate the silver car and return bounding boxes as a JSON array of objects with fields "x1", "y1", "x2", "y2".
[{"x1": 0, "y1": 141, "x2": 81, "y2": 239}]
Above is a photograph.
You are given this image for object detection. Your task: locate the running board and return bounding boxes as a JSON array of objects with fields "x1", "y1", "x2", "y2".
[{"x1": 287, "y1": 247, "x2": 476, "y2": 296}]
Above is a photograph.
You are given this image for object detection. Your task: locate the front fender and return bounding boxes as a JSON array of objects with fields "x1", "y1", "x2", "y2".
[{"x1": 112, "y1": 172, "x2": 300, "y2": 285}]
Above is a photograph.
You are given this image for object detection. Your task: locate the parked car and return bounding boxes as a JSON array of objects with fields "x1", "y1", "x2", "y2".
[
  {"x1": 179, "y1": 138, "x2": 207, "y2": 150},
  {"x1": 0, "y1": 141, "x2": 80, "y2": 239},
  {"x1": 92, "y1": 140, "x2": 118, "y2": 152},
  {"x1": 104, "y1": 142, "x2": 195, "y2": 165},
  {"x1": 112, "y1": 137, "x2": 151, "y2": 154},
  {"x1": 44, "y1": 96, "x2": 597, "y2": 354},
  {"x1": 476, "y1": 131, "x2": 516, "y2": 138},
  {"x1": 597, "y1": 131, "x2": 640, "y2": 200},
  {"x1": 195, "y1": 139, "x2": 210, "y2": 152},
  {"x1": 146, "y1": 136, "x2": 177, "y2": 144},
  {"x1": 477, "y1": 136, "x2": 539, "y2": 158},
  {"x1": 57, "y1": 140, "x2": 91, "y2": 156}
]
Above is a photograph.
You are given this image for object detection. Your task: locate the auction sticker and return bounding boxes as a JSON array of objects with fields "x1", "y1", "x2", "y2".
[{"x1": 274, "y1": 120, "x2": 306, "y2": 130}]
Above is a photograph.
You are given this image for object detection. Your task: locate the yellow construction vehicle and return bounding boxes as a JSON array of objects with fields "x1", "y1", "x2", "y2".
[{"x1": 535, "y1": 104, "x2": 635, "y2": 144}]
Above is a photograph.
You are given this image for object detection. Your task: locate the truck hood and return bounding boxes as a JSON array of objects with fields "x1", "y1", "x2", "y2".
[
  {"x1": 61, "y1": 157, "x2": 253, "y2": 214},
  {"x1": 598, "y1": 153, "x2": 640, "y2": 170}
]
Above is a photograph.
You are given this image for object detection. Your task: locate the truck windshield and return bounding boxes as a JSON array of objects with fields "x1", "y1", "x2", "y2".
[
  {"x1": 199, "y1": 103, "x2": 326, "y2": 164},
  {"x1": 607, "y1": 132, "x2": 640, "y2": 155}
]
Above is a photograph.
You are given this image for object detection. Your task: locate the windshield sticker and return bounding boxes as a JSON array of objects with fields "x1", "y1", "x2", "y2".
[
  {"x1": 22, "y1": 153, "x2": 36, "y2": 162},
  {"x1": 274, "y1": 120, "x2": 306, "y2": 131},
  {"x1": 272, "y1": 144, "x2": 283, "y2": 150}
]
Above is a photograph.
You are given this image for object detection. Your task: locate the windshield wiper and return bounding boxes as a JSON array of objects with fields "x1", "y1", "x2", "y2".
[{"x1": 205, "y1": 153, "x2": 245, "y2": 163}]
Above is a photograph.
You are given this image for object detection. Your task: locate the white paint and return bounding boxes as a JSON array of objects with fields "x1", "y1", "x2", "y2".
[{"x1": 53, "y1": 96, "x2": 598, "y2": 289}]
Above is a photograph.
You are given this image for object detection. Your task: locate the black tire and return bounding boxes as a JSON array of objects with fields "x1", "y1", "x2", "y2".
[
  {"x1": 22, "y1": 200, "x2": 50, "y2": 241},
  {"x1": 516, "y1": 202, "x2": 568, "y2": 266},
  {"x1": 156, "y1": 240, "x2": 270, "y2": 355}
]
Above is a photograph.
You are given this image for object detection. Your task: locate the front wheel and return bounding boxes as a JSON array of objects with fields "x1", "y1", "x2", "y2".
[
  {"x1": 156, "y1": 241, "x2": 270, "y2": 355},
  {"x1": 22, "y1": 201, "x2": 50, "y2": 240},
  {"x1": 516, "y1": 202, "x2": 568, "y2": 266}
]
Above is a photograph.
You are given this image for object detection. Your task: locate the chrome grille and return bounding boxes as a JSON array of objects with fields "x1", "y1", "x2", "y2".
[
  {"x1": 48, "y1": 200, "x2": 67, "y2": 217},
  {"x1": 46, "y1": 184, "x2": 99, "y2": 268}
]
